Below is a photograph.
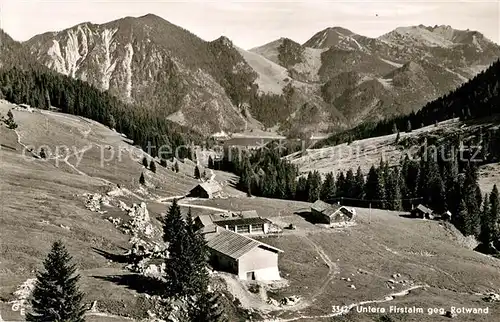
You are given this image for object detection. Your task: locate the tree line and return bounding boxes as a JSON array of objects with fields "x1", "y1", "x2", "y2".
[
  {"x1": 0, "y1": 66, "x2": 202, "y2": 160},
  {"x1": 25, "y1": 200, "x2": 227, "y2": 321}
]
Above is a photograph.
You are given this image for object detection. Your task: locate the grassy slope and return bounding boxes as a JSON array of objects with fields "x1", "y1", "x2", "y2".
[
  {"x1": 287, "y1": 118, "x2": 500, "y2": 192},
  {"x1": 0, "y1": 101, "x2": 206, "y2": 321}
]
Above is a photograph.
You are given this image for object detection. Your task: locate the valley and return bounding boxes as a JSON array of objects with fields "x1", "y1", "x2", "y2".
[{"x1": 2, "y1": 100, "x2": 500, "y2": 321}]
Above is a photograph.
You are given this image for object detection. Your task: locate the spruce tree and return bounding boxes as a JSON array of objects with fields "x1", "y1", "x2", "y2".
[
  {"x1": 150, "y1": 160, "x2": 157, "y2": 173},
  {"x1": 365, "y1": 166, "x2": 379, "y2": 205},
  {"x1": 320, "y1": 172, "x2": 336, "y2": 201},
  {"x1": 160, "y1": 158, "x2": 167, "y2": 167},
  {"x1": 26, "y1": 240, "x2": 86, "y2": 322},
  {"x1": 480, "y1": 194, "x2": 493, "y2": 248},
  {"x1": 208, "y1": 156, "x2": 214, "y2": 169},
  {"x1": 139, "y1": 172, "x2": 145, "y2": 185},
  {"x1": 165, "y1": 205, "x2": 209, "y2": 297},
  {"x1": 344, "y1": 169, "x2": 355, "y2": 198},
  {"x1": 336, "y1": 172, "x2": 346, "y2": 198},
  {"x1": 353, "y1": 167, "x2": 365, "y2": 200},
  {"x1": 194, "y1": 166, "x2": 201, "y2": 179},
  {"x1": 162, "y1": 199, "x2": 185, "y2": 244},
  {"x1": 295, "y1": 176, "x2": 308, "y2": 201},
  {"x1": 385, "y1": 168, "x2": 402, "y2": 211},
  {"x1": 174, "y1": 161, "x2": 180, "y2": 173},
  {"x1": 142, "y1": 156, "x2": 149, "y2": 167},
  {"x1": 307, "y1": 171, "x2": 322, "y2": 202},
  {"x1": 489, "y1": 185, "x2": 500, "y2": 246},
  {"x1": 188, "y1": 291, "x2": 228, "y2": 322}
]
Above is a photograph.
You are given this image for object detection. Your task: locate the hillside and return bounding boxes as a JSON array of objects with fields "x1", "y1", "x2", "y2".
[
  {"x1": 0, "y1": 100, "x2": 246, "y2": 321},
  {"x1": 2, "y1": 100, "x2": 500, "y2": 321}
]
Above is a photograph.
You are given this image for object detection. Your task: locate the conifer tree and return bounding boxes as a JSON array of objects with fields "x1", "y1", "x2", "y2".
[
  {"x1": 320, "y1": 172, "x2": 336, "y2": 201},
  {"x1": 459, "y1": 197, "x2": 474, "y2": 236},
  {"x1": 489, "y1": 185, "x2": 500, "y2": 247},
  {"x1": 385, "y1": 168, "x2": 402, "y2": 211},
  {"x1": 307, "y1": 171, "x2": 322, "y2": 202},
  {"x1": 26, "y1": 240, "x2": 86, "y2": 322},
  {"x1": 365, "y1": 165, "x2": 379, "y2": 205},
  {"x1": 336, "y1": 172, "x2": 346, "y2": 197},
  {"x1": 295, "y1": 176, "x2": 308, "y2": 201},
  {"x1": 162, "y1": 199, "x2": 185, "y2": 244},
  {"x1": 165, "y1": 204, "x2": 209, "y2": 297},
  {"x1": 174, "y1": 161, "x2": 180, "y2": 173},
  {"x1": 142, "y1": 156, "x2": 149, "y2": 167},
  {"x1": 208, "y1": 156, "x2": 214, "y2": 169},
  {"x1": 480, "y1": 194, "x2": 493, "y2": 248},
  {"x1": 353, "y1": 167, "x2": 365, "y2": 200},
  {"x1": 194, "y1": 166, "x2": 201, "y2": 179},
  {"x1": 160, "y1": 158, "x2": 167, "y2": 168},
  {"x1": 150, "y1": 160, "x2": 157, "y2": 173},
  {"x1": 187, "y1": 291, "x2": 228, "y2": 322},
  {"x1": 139, "y1": 172, "x2": 145, "y2": 185},
  {"x1": 344, "y1": 169, "x2": 355, "y2": 198}
]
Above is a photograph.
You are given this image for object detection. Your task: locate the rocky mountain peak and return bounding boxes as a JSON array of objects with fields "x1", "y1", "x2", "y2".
[
  {"x1": 303, "y1": 26, "x2": 357, "y2": 48},
  {"x1": 213, "y1": 36, "x2": 233, "y2": 48}
]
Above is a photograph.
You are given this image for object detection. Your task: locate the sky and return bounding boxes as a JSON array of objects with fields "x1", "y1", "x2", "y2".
[{"x1": 1, "y1": 0, "x2": 499, "y2": 49}]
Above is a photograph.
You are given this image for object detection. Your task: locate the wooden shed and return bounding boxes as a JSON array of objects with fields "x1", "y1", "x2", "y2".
[{"x1": 188, "y1": 182, "x2": 223, "y2": 199}]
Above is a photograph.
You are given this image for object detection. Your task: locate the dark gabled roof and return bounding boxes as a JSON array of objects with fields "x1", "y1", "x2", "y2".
[
  {"x1": 206, "y1": 229, "x2": 283, "y2": 259},
  {"x1": 311, "y1": 200, "x2": 341, "y2": 216},
  {"x1": 214, "y1": 217, "x2": 271, "y2": 227},
  {"x1": 190, "y1": 181, "x2": 222, "y2": 194}
]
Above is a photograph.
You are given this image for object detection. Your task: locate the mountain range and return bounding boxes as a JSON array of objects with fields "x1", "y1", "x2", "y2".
[{"x1": 2, "y1": 14, "x2": 500, "y2": 136}]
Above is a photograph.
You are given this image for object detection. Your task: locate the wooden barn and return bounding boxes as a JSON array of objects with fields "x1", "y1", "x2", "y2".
[
  {"x1": 187, "y1": 182, "x2": 223, "y2": 199},
  {"x1": 411, "y1": 204, "x2": 434, "y2": 219},
  {"x1": 205, "y1": 229, "x2": 283, "y2": 281},
  {"x1": 310, "y1": 200, "x2": 356, "y2": 224}
]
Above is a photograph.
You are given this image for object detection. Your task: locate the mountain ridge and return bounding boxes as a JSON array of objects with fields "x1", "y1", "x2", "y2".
[{"x1": 3, "y1": 17, "x2": 500, "y2": 136}]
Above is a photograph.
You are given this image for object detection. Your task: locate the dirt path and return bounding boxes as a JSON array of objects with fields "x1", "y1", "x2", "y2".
[
  {"x1": 265, "y1": 285, "x2": 427, "y2": 322},
  {"x1": 302, "y1": 235, "x2": 340, "y2": 302}
]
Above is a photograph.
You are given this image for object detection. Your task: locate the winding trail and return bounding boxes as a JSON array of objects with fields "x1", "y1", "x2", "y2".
[{"x1": 302, "y1": 235, "x2": 340, "y2": 302}]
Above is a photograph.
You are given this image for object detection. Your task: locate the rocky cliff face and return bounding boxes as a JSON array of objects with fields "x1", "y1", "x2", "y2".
[{"x1": 24, "y1": 14, "x2": 250, "y2": 134}]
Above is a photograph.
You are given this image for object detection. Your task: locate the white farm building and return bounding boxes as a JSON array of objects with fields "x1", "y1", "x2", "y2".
[{"x1": 205, "y1": 229, "x2": 283, "y2": 281}]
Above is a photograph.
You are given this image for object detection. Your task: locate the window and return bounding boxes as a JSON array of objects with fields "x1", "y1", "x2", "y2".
[
  {"x1": 237, "y1": 225, "x2": 250, "y2": 233},
  {"x1": 251, "y1": 224, "x2": 264, "y2": 233}
]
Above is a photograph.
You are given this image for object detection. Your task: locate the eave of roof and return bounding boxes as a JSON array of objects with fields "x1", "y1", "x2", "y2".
[{"x1": 206, "y1": 229, "x2": 283, "y2": 259}]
